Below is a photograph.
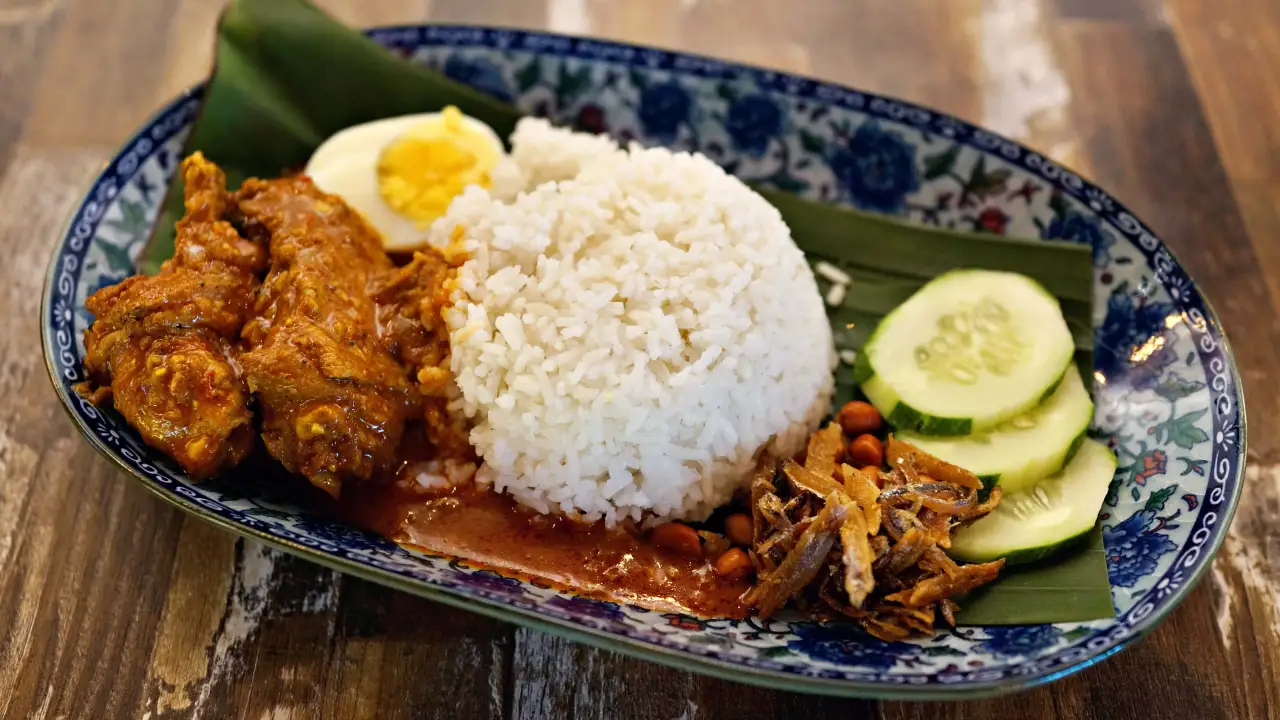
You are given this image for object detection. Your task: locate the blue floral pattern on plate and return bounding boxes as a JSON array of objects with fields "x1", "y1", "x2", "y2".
[
  {"x1": 787, "y1": 623, "x2": 914, "y2": 670},
  {"x1": 828, "y1": 122, "x2": 921, "y2": 213},
  {"x1": 978, "y1": 626, "x2": 1064, "y2": 658},
  {"x1": 637, "y1": 82, "x2": 693, "y2": 142},
  {"x1": 724, "y1": 94, "x2": 783, "y2": 156},
  {"x1": 442, "y1": 54, "x2": 513, "y2": 102},
  {"x1": 40, "y1": 25, "x2": 1245, "y2": 699}
]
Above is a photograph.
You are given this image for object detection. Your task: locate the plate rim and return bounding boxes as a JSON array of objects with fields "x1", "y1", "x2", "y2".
[{"x1": 38, "y1": 24, "x2": 1248, "y2": 700}]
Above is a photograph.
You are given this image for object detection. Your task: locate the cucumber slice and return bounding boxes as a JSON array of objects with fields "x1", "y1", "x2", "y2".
[
  {"x1": 896, "y1": 365, "x2": 1094, "y2": 494},
  {"x1": 950, "y1": 438, "x2": 1117, "y2": 566},
  {"x1": 857, "y1": 270, "x2": 1074, "y2": 436}
]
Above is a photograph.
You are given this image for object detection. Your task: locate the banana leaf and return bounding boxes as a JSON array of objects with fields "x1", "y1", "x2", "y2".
[
  {"x1": 141, "y1": 0, "x2": 522, "y2": 273},
  {"x1": 956, "y1": 528, "x2": 1114, "y2": 625},
  {"x1": 140, "y1": 0, "x2": 1112, "y2": 625}
]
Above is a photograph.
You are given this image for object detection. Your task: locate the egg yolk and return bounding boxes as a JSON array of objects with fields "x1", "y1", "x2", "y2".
[{"x1": 376, "y1": 107, "x2": 496, "y2": 228}]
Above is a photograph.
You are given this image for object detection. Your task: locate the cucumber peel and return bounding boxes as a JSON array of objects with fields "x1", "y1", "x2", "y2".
[
  {"x1": 856, "y1": 269, "x2": 1074, "y2": 436},
  {"x1": 897, "y1": 365, "x2": 1095, "y2": 494},
  {"x1": 950, "y1": 438, "x2": 1117, "y2": 566}
]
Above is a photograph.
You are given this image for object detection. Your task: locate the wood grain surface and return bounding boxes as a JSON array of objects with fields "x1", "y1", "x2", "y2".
[{"x1": 1, "y1": 0, "x2": 1277, "y2": 717}]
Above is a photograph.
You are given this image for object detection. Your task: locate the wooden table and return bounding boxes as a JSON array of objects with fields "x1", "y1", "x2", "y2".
[{"x1": 1, "y1": 0, "x2": 1277, "y2": 717}]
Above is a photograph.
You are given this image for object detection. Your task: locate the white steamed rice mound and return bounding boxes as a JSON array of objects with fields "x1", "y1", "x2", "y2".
[
  {"x1": 436, "y1": 119, "x2": 835, "y2": 525},
  {"x1": 489, "y1": 117, "x2": 624, "y2": 197}
]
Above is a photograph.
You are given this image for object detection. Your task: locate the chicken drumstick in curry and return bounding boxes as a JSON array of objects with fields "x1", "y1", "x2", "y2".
[
  {"x1": 236, "y1": 175, "x2": 419, "y2": 497},
  {"x1": 80, "y1": 153, "x2": 267, "y2": 478}
]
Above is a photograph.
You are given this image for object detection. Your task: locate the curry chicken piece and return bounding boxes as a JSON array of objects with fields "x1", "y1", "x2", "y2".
[
  {"x1": 372, "y1": 247, "x2": 471, "y2": 458},
  {"x1": 235, "y1": 175, "x2": 418, "y2": 497},
  {"x1": 80, "y1": 153, "x2": 266, "y2": 479}
]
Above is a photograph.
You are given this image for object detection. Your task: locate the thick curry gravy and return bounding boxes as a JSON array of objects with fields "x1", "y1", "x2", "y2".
[{"x1": 341, "y1": 476, "x2": 751, "y2": 618}]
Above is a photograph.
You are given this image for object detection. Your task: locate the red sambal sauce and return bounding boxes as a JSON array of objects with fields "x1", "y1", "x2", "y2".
[{"x1": 339, "y1": 470, "x2": 751, "y2": 619}]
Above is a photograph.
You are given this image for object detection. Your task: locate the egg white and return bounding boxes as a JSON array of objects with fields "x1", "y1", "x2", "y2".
[{"x1": 304, "y1": 112, "x2": 506, "y2": 251}]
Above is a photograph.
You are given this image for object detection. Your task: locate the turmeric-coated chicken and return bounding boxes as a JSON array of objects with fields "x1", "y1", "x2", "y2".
[
  {"x1": 236, "y1": 175, "x2": 418, "y2": 497},
  {"x1": 80, "y1": 153, "x2": 267, "y2": 478},
  {"x1": 372, "y1": 247, "x2": 471, "y2": 458}
]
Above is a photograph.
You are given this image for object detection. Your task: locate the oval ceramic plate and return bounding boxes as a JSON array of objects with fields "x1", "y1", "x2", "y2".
[{"x1": 42, "y1": 26, "x2": 1245, "y2": 699}]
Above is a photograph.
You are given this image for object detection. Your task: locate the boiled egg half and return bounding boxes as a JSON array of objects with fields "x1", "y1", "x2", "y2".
[{"x1": 304, "y1": 107, "x2": 504, "y2": 250}]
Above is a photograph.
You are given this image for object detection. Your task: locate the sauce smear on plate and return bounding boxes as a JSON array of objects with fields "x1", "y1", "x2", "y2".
[{"x1": 342, "y1": 479, "x2": 751, "y2": 618}]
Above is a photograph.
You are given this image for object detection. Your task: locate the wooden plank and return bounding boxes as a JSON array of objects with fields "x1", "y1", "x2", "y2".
[
  {"x1": 807, "y1": 0, "x2": 985, "y2": 121},
  {"x1": 508, "y1": 630, "x2": 879, "y2": 719},
  {"x1": 508, "y1": 630, "x2": 697, "y2": 719},
  {"x1": 1213, "y1": 463, "x2": 1280, "y2": 720},
  {"x1": 0, "y1": 0, "x2": 63, "y2": 172},
  {"x1": 882, "y1": 690, "x2": 1073, "y2": 720},
  {"x1": 1165, "y1": 0, "x2": 1280, "y2": 313},
  {"x1": 130, "y1": 534, "x2": 518, "y2": 719},
  {"x1": 1046, "y1": 0, "x2": 1167, "y2": 24},
  {"x1": 321, "y1": 576, "x2": 512, "y2": 720},
  {"x1": 566, "y1": 0, "x2": 985, "y2": 117},
  {"x1": 1229, "y1": 183, "x2": 1280, "y2": 315},
  {"x1": 136, "y1": 542, "x2": 339, "y2": 718},
  {"x1": 193, "y1": 548, "x2": 342, "y2": 718},
  {"x1": 973, "y1": 0, "x2": 1091, "y2": 176},
  {"x1": 21, "y1": 0, "x2": 183, "y2": 148},
  {"x1": 429, "y1": 0, "x2": 547, "y2": 27},
  {"x1": 150, "y1": 0, "x2": 226, "y2": 104},
  {"x1": 580, "y1": 0, "x2": 815, "y2": 76},
  {"x1": 0, "y1": 419, "x2": 186, "y2": 718},
  {"x1": 321, "y1": 0, "x2": 434, "y2": 27},
  {"x1": 1164, "y1": 0, "x2": 1280, "y2": 185},
  {"x1": 141, "y1": 518, "x2": 239, "y2": 716}
]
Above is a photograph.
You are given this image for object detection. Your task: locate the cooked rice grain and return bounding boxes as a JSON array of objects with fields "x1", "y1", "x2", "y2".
[
  {"x1": 437, "y1": 136, "x2": 834, "y2": 524},
  {"x1": 491, "y1": 118, "x2": 622, "y2": 198}
]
